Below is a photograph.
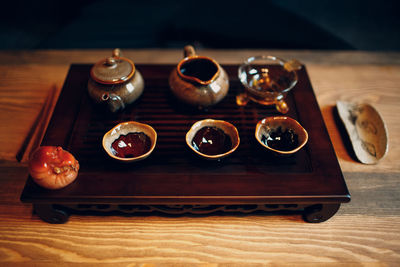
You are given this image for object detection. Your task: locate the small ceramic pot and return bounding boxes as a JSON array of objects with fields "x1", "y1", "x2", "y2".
[
  {"x1": 186, "y1": 119, "x2": 240, "y2": 160},
  {"x1": 169, "y1": 45, "x2": 229, "y2": 109},
  {"x1": 102, "y1": 121, "x2": 157, "y2": 162},
  {"x1": 88, "y1": 49, "x2": 144, "y2": 112},
  {"x1": 255, "y1": 116, "x2": 308, "y2": 156}
]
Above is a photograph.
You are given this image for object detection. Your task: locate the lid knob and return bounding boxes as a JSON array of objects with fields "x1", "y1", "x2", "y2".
[
  {"x1": 105, "y1": 57, "x2": 117, "y2": 66},
  {"x1": 112, "y1": 48, "x2": 121, "y2": 58}
]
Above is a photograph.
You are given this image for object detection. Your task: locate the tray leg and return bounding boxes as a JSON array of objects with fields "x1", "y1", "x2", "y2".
[
  {"x1": 34, "y1": 204, "x2": 70, "y2": 224},
  {"x1": 303, "y1": 203, "x2": 340, "y2": 223}
]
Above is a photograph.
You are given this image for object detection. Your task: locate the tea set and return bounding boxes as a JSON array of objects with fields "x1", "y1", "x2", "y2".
[{"x1": 89, "y1": 46, "x2": 308, "y2": 161}]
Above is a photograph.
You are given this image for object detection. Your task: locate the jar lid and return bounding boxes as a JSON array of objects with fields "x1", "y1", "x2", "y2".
[{"x1": 90, "y1": 49, "x2": 135, "y2": 85}]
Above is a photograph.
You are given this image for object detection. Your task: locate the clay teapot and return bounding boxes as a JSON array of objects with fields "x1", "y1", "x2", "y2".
[
  {"x1": 169, "y1": 45, "x2": 229, "y2": 109},
  {"x1": 88, "y1": 49, "x2": 144, "y2": 112}
]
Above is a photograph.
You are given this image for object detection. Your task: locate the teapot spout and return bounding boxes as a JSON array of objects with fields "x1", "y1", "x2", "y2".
[{"x1": 101, "y1": 93, "x2": 125, "y2": 112}]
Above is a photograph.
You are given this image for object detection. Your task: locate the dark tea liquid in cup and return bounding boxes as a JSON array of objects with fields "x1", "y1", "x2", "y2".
[{"x1": 191, "y1": 126, "x2": 232, "y2": 155}]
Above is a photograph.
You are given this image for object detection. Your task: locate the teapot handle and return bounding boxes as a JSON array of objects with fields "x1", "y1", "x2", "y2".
[{"x1": 184, "y1": 45, "x2": 196, "y2": 58}]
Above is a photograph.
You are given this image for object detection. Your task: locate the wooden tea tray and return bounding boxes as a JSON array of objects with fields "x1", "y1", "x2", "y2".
[{"x1": 20, "y1": 64, "x2": 350, "y2": 223}]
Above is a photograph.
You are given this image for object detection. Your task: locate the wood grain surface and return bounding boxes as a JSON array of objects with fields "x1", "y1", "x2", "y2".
[{"x1": 0, "y1": 50, "x2": 399, "y2": 265}]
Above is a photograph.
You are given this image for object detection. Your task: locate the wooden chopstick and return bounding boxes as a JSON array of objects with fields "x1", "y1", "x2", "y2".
[{"x1": 16, "y1": 85, "x2": 59, "y2": 162}]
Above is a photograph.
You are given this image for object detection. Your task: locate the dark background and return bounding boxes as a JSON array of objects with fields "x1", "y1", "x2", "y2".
[{"x1": 1, "y1": 0, "x2": 399, "y2": 50}]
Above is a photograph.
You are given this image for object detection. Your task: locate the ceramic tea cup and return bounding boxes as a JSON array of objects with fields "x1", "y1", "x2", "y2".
[
  {"x1": 169, "y1": 45, "x2": 229, "y2": 109},
  {"x1": 102, "y1": 121, "x2": 157, "y2": 162},
  {"x1": 186, "y1": 119, "x2": 240, "y2": 160},
  {"x1": 255, "y1": 116, "x2": 308, "y2": 156}
]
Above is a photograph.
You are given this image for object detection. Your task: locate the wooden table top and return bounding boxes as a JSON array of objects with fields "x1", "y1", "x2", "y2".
[{"x1": 1, "y1": 49, "x2": 399, "y2": 265}]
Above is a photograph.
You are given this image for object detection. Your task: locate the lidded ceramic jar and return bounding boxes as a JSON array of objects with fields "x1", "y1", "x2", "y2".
[{"x1": 88, "y1": 48, "x2": 144, "y2": 112}]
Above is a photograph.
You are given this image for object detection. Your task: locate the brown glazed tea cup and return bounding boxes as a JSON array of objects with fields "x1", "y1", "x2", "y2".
[
  {"x1": 255, "y1": 116, "x2": 308, "y2": 156},
  {"x1": 169, "y1": 45, "x2": 229, "y2": 109},
  {"x1": 102, "y1": 121, "x2": 157, "y2": 162},
  {"x1": 186, "y1": 119, "x2": 240, "y2": 160}
]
